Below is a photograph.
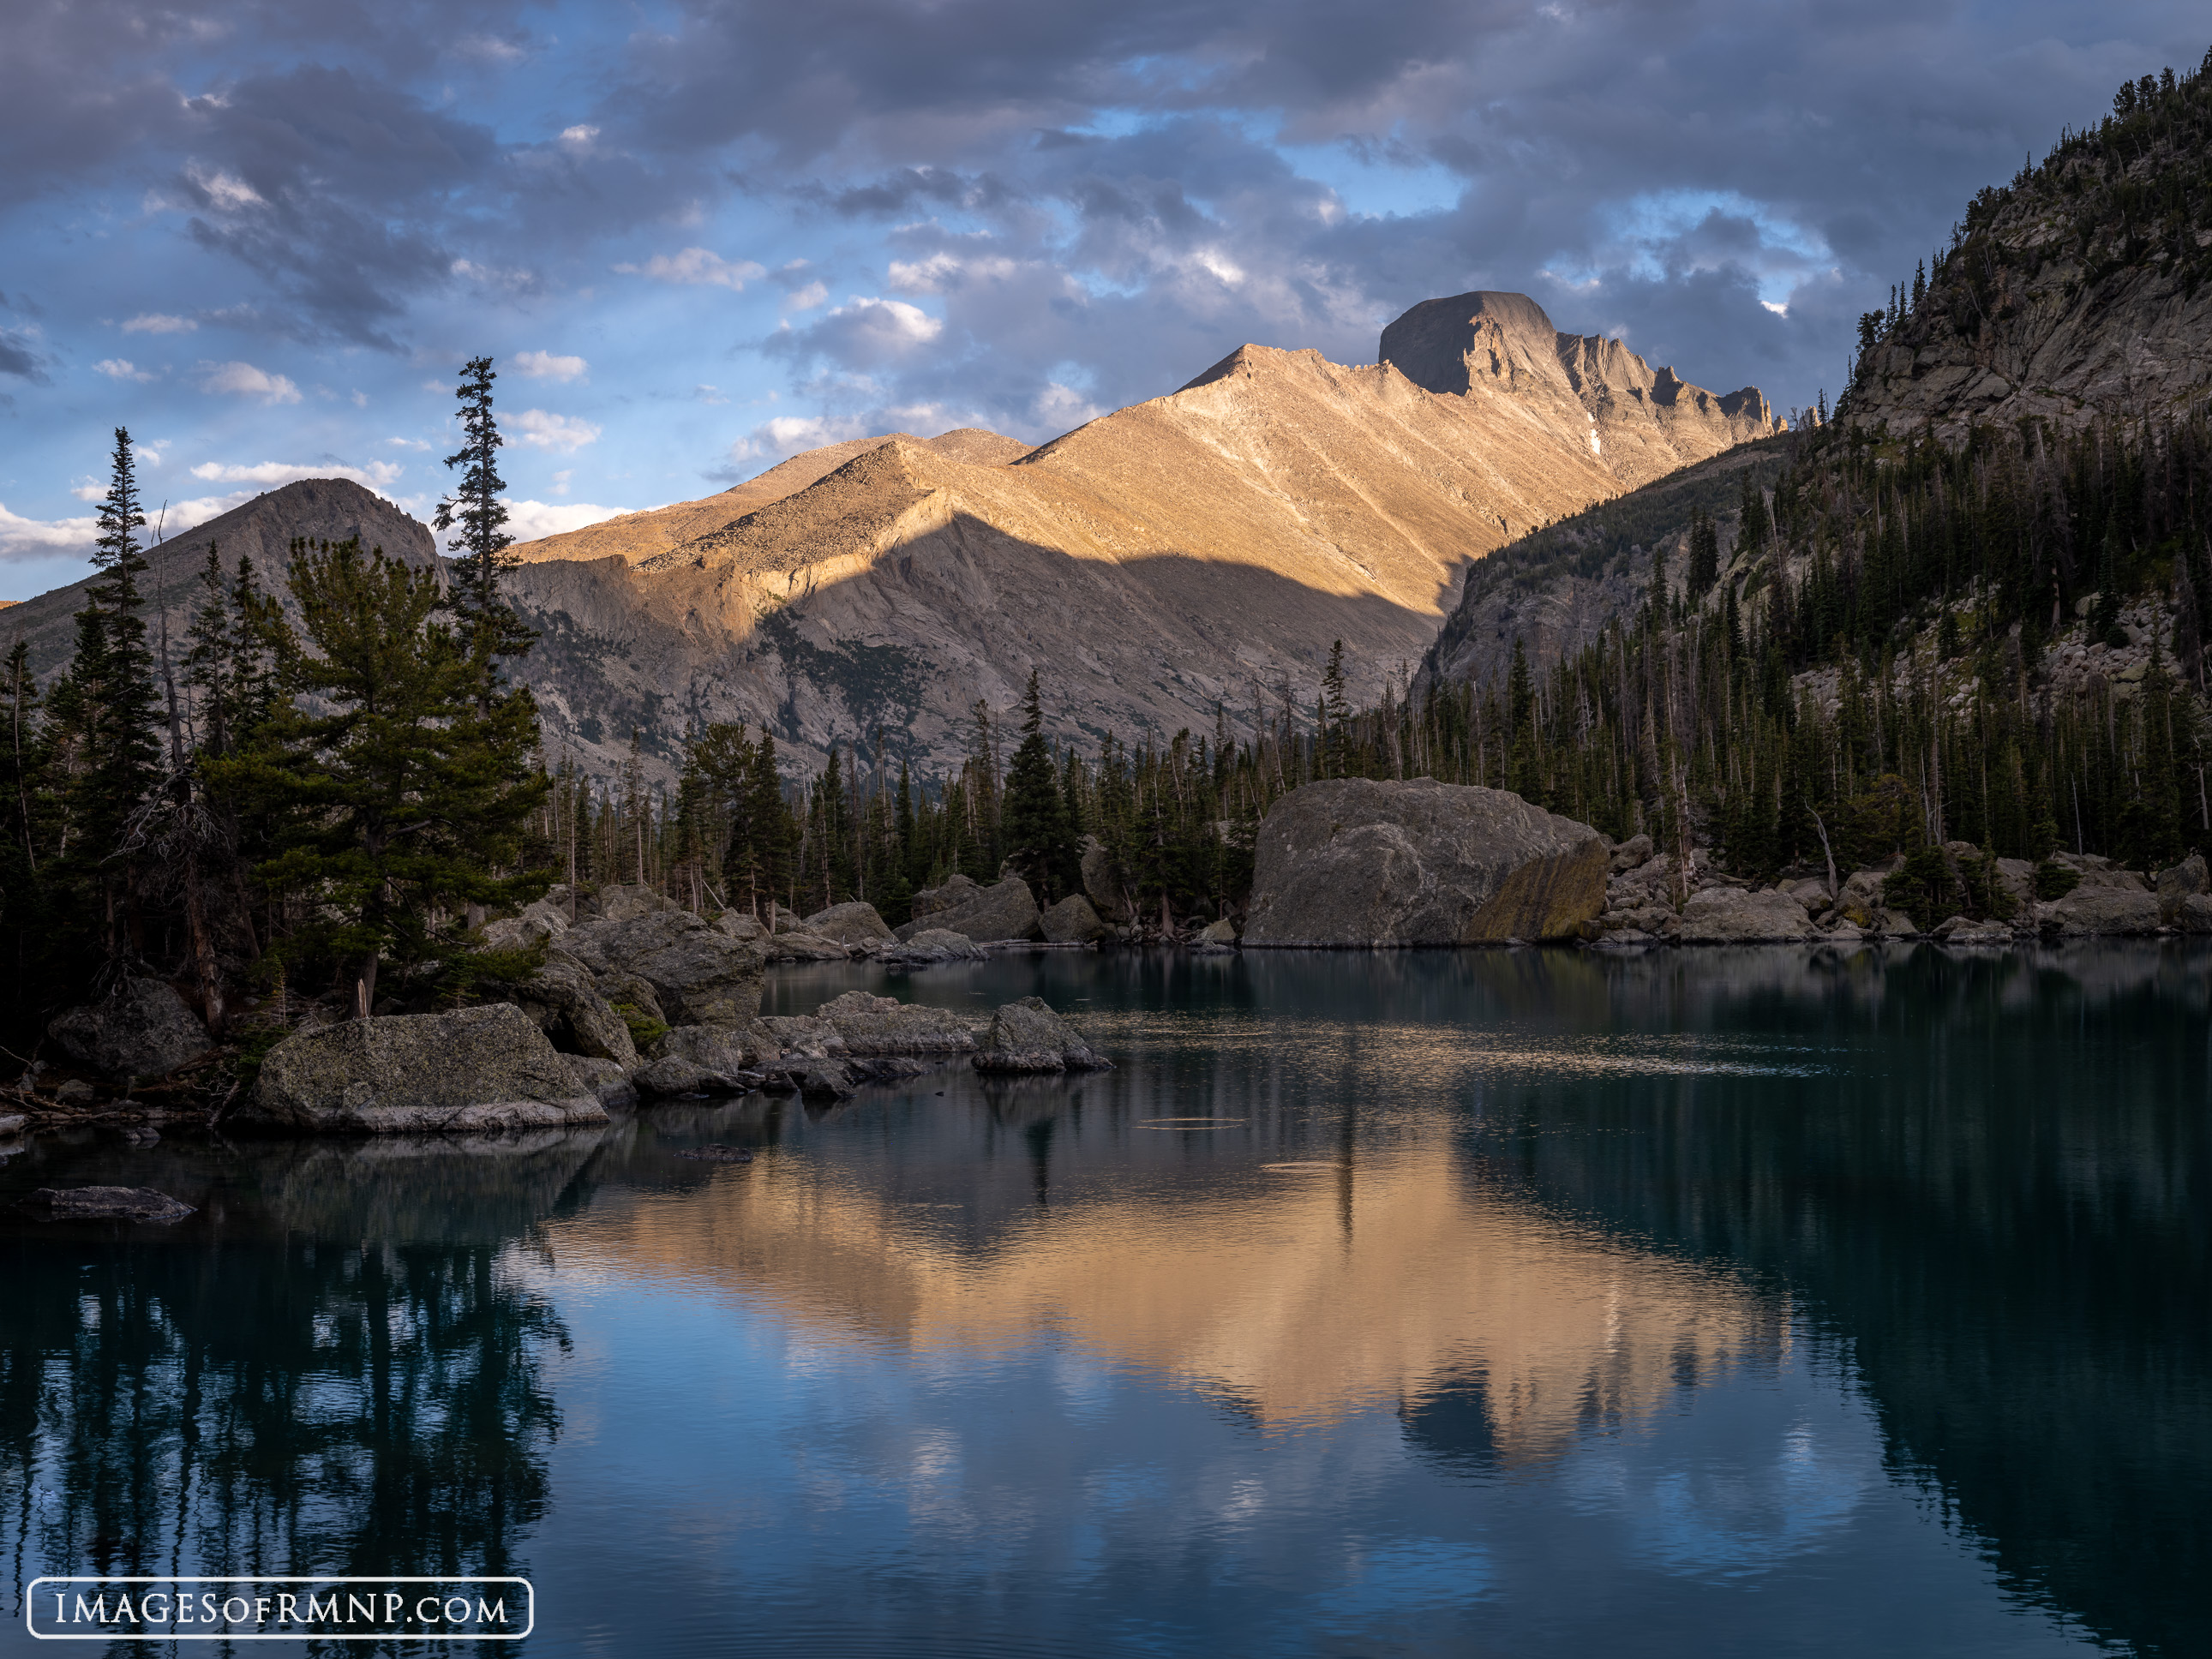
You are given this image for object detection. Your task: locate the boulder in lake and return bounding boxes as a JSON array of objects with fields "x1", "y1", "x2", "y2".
[
  {"x1": 47, "y1": 978, "x2": 210, "y2": 1083},
  {"x1": 1933, "y1": 916, "x2": 2014, "y2": 946},
  {"x1": 973, "y1": 997, "x2": 1111, "y2": 1074},
  {"x1": 814, "y1": 991, "x2": 979, "y2": 1055},
  {"x1": 2041, "y1": 887, "x2": 2163, "y2": 936},
  {"x1": 880, "y1": 928, "x2": 989, "y2": 964},
  {"x1": 745, "y1": 1015, "x2": 848, "y2": 1060},
  {"x1": 633, "y1": 1025, "x2": 759, "y2": 1096},
  {"x1": 1040, "y1": 894, "x2": 1108, "y2": 943},
  {"x1": 560, "y1": 908, "x2": 765, "y2": 1027},
  {"x1": 804, "y1": 901, "x2": 896, "y2": 945},
  {"x1": 253, "y1": 1004, "x2": 608, "y2": 1133},
  {"x1": 21, "y1": 1186, "x2": 195, "y2": 1222},
  {"x1": 1677, "y1": 888, "x2": 1816, "y2": 943},
  {"x1": 1242, "y1": 778, "x2": 1606, "y2": 947},
  {"x1": 894, "y1": 876, "x2": 1040, "y2": 943},
  {"x1": 760, "y1": 929, "x2": 852, "y2": 963},
  {"x1": 1196, "y1": 916, "x2": 1238, "y2": 945},
  {"x1": 563, "y1": 1055, "x2": 638, "y2": 1111}
]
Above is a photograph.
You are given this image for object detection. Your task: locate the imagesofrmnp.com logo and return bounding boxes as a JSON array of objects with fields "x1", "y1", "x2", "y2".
[{"x1": 27, "y1": 1578, "x2": 532, "y2": 1641}]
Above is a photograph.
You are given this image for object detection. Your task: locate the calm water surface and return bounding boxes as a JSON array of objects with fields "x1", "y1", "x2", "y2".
[{"x1": 2, "y1": 946, "x2": 2207, "y2": 1656}]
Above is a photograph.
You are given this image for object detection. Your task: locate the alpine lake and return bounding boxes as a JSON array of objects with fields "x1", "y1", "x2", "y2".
[{"x1": 2, "y1": 943, "x2": 2206, "y2": 1657}]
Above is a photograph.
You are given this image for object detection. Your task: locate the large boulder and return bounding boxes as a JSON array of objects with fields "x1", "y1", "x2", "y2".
[
  {"x1": 909, "y1": 874, "x2": 982, "y2": 922},
  {"x1": 252, "y1": 1005, "x2": 608, "y2": 1133},
  {"x1": 584, "y1": 883, "x2": 678, "y2": 924},
  {"x1": 47, "y1": 979, "x2": 211, "y2": 1082},
  {"x1": 1040, "y1": 894, "x2": 1108, "y2": 943},
  {"x1": 560, "y1": 909, "x2": 764, "y2": 1027},
  {"x1": 1676, "y1": 887, "x2": 1817, "y2": 943},
  {"x1": 814, "y1": 991, "x2": 980, "y2": 1055},
  {"x1": 1080, "y1": 835, "x2": 1135, "y2": 924},
  {"x1": 21, "y1": 1186, "x2": 195, "y2": 1222},
  {"x1": 879, "y1": 928, "x2": 989, "y2": 965},
  {"x1": 1242, "y1": 779, "x2": 1606, "y2": 947},
  {"x1": 481, "y1": 896, "x2": 572, "y2": 953},
  {"x1": 2156, "y1": 853, "x2": 2209, "y2": 918},
  {"x1": 893, "y1": 876, "x2": 1040, "y2": 943},
  {"x1": 2041, "y1": 887, "x2": 2163, "y2": 936},
  {"x1": 760, "y1": 929, "x2": 852, "y2": 963},
  {"x1": 563, "y1": 1055, "x2": 638, "y2": 1111},
  {"x1": 745, "y1": 1015, "x2": 848, "y2": 1060},
  {"x1": 633, "y1": 1026, "x2": 758, "y2": 1096},
  {"x1": 506, "y1": 954, "x2": 638, "y2": 1067},
  {"x1": 805, "y1": 901, "x2": 896, "y2": 946},
  {"x1": 972, "y1": 997, "x2": 1112, "y2": 1074}
]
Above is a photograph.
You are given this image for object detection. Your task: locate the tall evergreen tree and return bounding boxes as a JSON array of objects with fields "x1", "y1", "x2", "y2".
[
  {"x1": 211, "y1": 539, "x2": 550, "y2": 1015},
  {"x1": 1001, "y1": 670, "x2": 1076, "y2": 897},
  {"x1": 434, "y1": 357, "x2": 536, "y2": 702}
]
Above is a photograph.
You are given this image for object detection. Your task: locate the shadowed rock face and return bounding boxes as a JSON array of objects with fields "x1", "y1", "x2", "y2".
[{"x1": 1243, "y1": 778, "x2": 1607, "y2": 946}]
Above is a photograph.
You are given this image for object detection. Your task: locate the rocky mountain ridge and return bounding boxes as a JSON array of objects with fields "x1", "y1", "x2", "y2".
[{"x1": 499, "y1": 290, "x2": 1773, "y2": 781}]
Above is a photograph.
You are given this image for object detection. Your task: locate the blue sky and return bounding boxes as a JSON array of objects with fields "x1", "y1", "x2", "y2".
[{"x1": 2, "y1": 0, "x2": 2204, "y2": 597}]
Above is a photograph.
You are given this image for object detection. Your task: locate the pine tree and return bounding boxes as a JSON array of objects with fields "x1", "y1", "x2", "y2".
[
  {"x1": 434, "y1": 357, "x2": 536, "y2": 703},
  {"x1": 1001, "y1": 669, "x2": 1075, "y2": 897},
  {"x1": 55, "y1": 428, "x2": 163, "y2": 965},
  {"x1": 210, "y1": 538, "x2": 551, "y2": 1015}
]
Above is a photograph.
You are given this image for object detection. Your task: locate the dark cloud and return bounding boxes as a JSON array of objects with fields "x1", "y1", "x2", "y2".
[{"x1": 0, "y1": 330, "x2": 49, "y2": 383}]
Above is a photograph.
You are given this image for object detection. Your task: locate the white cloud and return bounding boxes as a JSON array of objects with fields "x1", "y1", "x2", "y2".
[
  {"x1": 1033, "y1": 381, "x2": 1104, "y2": 434},
  {"x1": 613, "y1": 248, "x2": 764, "y2": 290},
  {"x1": 694, "y1": 384, "x2": 728, "y2": 404},
  {"x1": 505, "y1": 499, "x2": 625, "y2": 544},
  {"x1": 887, "y1": 253, "x2": 1016, "y2": 294},
  {"x1": 189, "y1": 459, "x2": 405, "y2": 490},
  {"x1": 514, "y1": 350, "x2": 588, "y2": 382},
  {"x1": 186, "y1": 165, "x2": 264, "y2": 213},
  {"x1": 95, "y1": 357, "x2": 155, "y2": 382},
  {"x1": 782, "y1": 279, "x2": 829, "y2": 313},
  {"x1": 0, "y1": 501, "x2": 100, "y2": 559},
  {"x1": 387, "y1": 436, "x2": 433, "y2": 451},
  {"x1": 551, "y1": 470, "x2": 572, "y2": 497},
  {"x1": 509, "y1": 409, "x2": 601, "y2": 452},
  {"x1": 560, "y1": 123, "x2": 599, "y2": 145},
  {"x1": 121, "y1": 313, "x2": 195, "y2": 335},
  {"x1": 198, "y1": 360, "x2": 301, "y2": 404}
]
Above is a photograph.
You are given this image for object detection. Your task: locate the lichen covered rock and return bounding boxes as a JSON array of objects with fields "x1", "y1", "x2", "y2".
[
  {"x1": 253, "y1": 1005, "x2": 606, "y2": 1133},
  {"x1": 814, "y1": 991, "x2": 979, "y2": 1055},
  {"x1": 47, "y1": 979, "x2": 210, "y2": 1083},
  {"x1": 1242, "y1": 778, "x2": 1606, "y2": 946},
  {"x1": 972, "y1": 997, "x2": 1111, "y2": 1074},
  {"x1": 1677, "y1": 888, "x2": 1817, "y2": 943}
]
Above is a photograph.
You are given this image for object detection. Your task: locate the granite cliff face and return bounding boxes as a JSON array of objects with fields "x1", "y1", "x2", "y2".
[
  {"x1": 1380, "y1": 290, "x2": 1777, "y2": 488},
  {"x1": 501, "y1": 292, "x2": 1773, "y2": 781},
  {"x1": 1847, "y1": 67, "x2": 2212, "y2": 439}
]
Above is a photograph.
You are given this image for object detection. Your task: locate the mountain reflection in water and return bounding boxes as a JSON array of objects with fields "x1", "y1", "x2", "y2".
[{"x1": 0, "y1": 943, "x2": 2202, "y2": 1658}]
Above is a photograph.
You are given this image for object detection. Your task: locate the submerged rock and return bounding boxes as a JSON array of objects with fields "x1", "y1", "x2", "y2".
[
  {"x1": 677, "y1": 1143, "x2": 754, "y2": 1164},
  {"x1": 973, "y1": 997, "x2": 1112, "y2": 1074},
  {"x1": 1242, "y1": 778, "x2": 1607, "y2": 947},
  {"x1": 21, "y1": 1185, "x2": 195, "y2": 1221},
  {"x1": 47, "y1": 979, "x2": 210, "y2": 1083},
  {"x1": 253, "y1": 1004, "x2": 607, "y2": 1133}
]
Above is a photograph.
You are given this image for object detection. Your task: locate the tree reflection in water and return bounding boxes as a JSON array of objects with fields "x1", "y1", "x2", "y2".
[{"x1": 0, "y1": 1141, "x2": 571, "y2": 1607}]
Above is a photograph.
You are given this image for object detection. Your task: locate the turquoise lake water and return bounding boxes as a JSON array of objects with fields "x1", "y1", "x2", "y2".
[{"x1": 3, "y1": 944, "x2": 2206, "y2": 1656}]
